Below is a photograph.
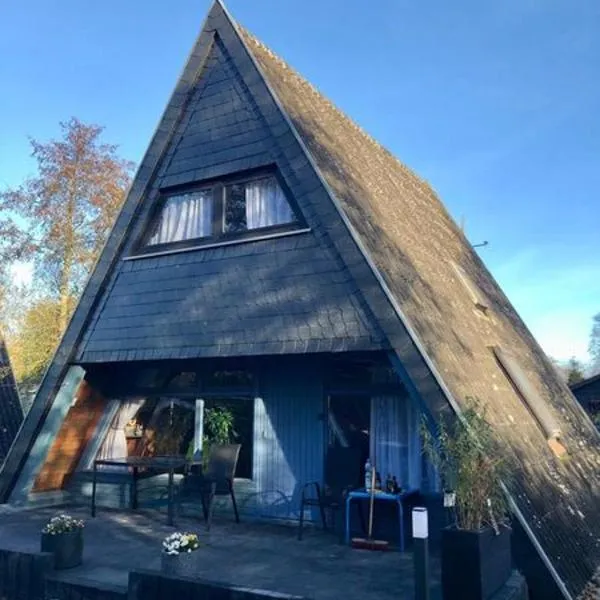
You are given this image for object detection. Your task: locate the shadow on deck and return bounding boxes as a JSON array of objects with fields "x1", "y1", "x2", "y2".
[{"x1": 0, "y1": 504, "x2": 442, "y2": 600}]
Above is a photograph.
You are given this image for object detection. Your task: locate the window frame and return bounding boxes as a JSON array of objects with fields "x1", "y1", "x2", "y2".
[
  {"x1": 144, "y1": 184, "x2": 218, "y2": 248},
  {"x1": 133, "y1": 168, "x2": 305, "y2": 257}
]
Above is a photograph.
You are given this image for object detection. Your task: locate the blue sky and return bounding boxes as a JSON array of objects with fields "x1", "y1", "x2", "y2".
[{"x1": 1, "y1": 0, "x2": 598, "y2": 363}]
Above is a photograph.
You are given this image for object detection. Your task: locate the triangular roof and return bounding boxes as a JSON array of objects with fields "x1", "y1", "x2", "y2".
[
  {"x1": 0, "y1": 335, "x2": 23, "y2": 464},
  {"x1": 571, "y1": 373, "x2": 600, "y2": 392},
  {"x1": 1, "y1": 2, "x2": 599, "y2": 597},
  {"x1": 239, "y1": 20, "x2": 600, "y2": 599}
]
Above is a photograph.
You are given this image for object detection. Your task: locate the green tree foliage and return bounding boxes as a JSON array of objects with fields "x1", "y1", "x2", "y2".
[
  {"x1": 589, "y1": 313, "x2": 600, "y2": 376},
  {"x1": 0, "y1": 118, "x2": 134, "y2": 396},
  {"x1": 6, "y1": 299, "x2": 63, "y2": 410},
  {"x1": 566, "y1": 357, "x2": 586, "y2": 386},
  {"x1": 549, "y1": 356, "x2": 569, "y2": 382},
  {"x1": 0, "y1": 117, "x2": 134, "y2": 332}
]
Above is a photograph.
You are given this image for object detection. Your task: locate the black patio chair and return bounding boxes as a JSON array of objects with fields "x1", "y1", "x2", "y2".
[
  {"x1": 298, "y1": 445, "x2": 364, "y2": 540},
  {"x1": 182, "y1": 444, "x2": 241, "y2": 531}
]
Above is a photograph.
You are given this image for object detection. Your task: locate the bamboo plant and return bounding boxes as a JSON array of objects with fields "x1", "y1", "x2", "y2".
[{"x1": 421, "y1": 398, "x2": 509, "y2": 531}]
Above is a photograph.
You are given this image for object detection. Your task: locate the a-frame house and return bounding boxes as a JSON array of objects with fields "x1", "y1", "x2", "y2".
[
  {"x1": 0, "y1": 335, "x2": 23, "y2": 465},
  {"x1": 1, "y1": 2, "x2": 599, "y2": 598}
]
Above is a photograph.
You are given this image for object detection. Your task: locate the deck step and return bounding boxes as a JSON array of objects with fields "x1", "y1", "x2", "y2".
[{"x1": 45, "y1": 571, "x2": 127, "y2": 600}]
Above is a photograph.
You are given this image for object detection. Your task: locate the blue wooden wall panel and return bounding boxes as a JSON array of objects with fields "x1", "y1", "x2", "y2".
[{"x1": 253, "y1": 361, "x2": 324, "y2": 520}]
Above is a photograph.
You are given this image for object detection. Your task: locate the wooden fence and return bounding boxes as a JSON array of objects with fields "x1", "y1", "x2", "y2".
[
  {"x1": 0, "y1": 549, "x2": 53, "y2": 600},
  {"x1": 128, "y1": 569, "x2": 310, "y2": 600}
]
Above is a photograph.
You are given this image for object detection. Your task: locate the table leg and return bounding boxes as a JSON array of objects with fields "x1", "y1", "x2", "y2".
[
  {"x1": 345, "y1": 496, "x2": 351, "y2": 544},
  {"x1": 398, "y1": 498, "x2": 404, "y2": 552},
  {"x1": 167, "y1": 468, "x2": 175, "y2": 527},
  {"x1": 206, "y1": 481, "x2": 217, "y2": 532},
  {"x1": 131, "y1": 467, "x2": 139, "y2": 510},
  {"x1": 91, "y1": 461, "x2": 97, "y2": 518}
]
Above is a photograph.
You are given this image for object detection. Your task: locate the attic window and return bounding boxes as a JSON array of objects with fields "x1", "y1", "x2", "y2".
[
  {"x1": 147, "y1": 190, "x2": 213, "y2": 245},
  {"x1": 224, "y1": 177, "x2": 295, "y2": 233},
  {"x1": 451, "y1": 262, "x2": 489, "y2": 315},
  {"x1": 141, "y1": 172, "x2": 299, "y2": 252},
  {"x1": 491, "y1": 346, "x2": 567, "y2": 458}
]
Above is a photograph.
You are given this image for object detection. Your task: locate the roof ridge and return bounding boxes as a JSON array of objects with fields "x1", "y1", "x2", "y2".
[{"x1": 238, "y1": 26, "x2": 429, "y2": 184}]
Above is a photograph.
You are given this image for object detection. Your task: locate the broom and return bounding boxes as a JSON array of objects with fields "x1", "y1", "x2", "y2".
[{"x1": 351, "y1": 467, "x2": 389, "y2": 551}]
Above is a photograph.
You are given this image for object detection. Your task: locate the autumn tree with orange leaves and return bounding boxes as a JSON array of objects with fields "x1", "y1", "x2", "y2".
[{"x1": 0, "y1": 118, "x2": 134, "y2": 396}]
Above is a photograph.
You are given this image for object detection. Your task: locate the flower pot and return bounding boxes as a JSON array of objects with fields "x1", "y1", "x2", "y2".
[
  {"x1": 41, "y1": 529, "x2": 83, "y2": 570},
  {"x1": 441, "y1": 525, "x2": 511, "y2": 600},
  {"x1": 161, "y1": 550, "x2": 201, "y2": 578}
]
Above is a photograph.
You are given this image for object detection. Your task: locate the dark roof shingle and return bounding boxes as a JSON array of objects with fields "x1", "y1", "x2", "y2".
[{"x1": 238, "y1": 25, "x2": 600, "y2": 599}]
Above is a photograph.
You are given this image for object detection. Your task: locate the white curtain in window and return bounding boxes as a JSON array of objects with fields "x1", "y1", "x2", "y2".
[
  {"x1": 245, "y1": 177, "x2": 294, "y2": 229},
  {"x1": 96, "y1": 398, "x2": 145, "y2": 470},
  {"x1": 148, "y1": 190, "x2": 212, "y2": 245},
  {"x1": 370, "y1": 394, "x2": 421, "y2": 490}
]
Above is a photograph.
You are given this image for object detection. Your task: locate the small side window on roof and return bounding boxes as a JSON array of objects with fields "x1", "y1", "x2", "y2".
[
  {"x1": 491, "y1": 346, "x2": 567, "y2": 458},
  {"x1": 451, "y1": 262, "x2": 489, "y2": 314}
]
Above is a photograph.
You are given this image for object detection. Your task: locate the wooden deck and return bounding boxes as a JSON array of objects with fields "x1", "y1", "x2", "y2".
[{"x1": 0, "y1": 504, "x2": 442, "y2": 600}]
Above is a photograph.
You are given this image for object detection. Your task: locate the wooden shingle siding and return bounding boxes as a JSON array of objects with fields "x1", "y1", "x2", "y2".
[
  {"x1": 76, "y1": 35, "x2": 386, "y2": 364},
  {"x1": 158, "y1": 37, "x2": 273, "y2": 188},
  {"x1": 0, "y1": 548, "x2": 53, "y2": 600},
  {"x1": 80, "y1": 235, "x2": 384, "y2": 362},
  {"x1": 32, "y1": 380, "x2": 105, "y2": 492}
]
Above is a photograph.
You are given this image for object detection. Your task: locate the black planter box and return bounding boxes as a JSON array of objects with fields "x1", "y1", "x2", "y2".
[
  {"x1": 441, "y1": 525, "x2": 511, "y2": 600},
  {"x1": 40, "y1": 529, "x2": 83, "y2": 570}
]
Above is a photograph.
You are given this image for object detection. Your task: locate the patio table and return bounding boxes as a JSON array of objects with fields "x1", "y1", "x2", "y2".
[
  {"x1": 344, "y1": 488, "x2": 419, "y2": 552},
  {"x1": 91, "y1": 455, "x2": 188, "y2": 526}
]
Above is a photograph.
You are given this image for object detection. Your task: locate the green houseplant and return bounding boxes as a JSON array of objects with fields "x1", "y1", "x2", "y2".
[
  {"x1": 182, "y1": 405, "x2": 237, "y2": 505},
  {"x1": 200, "y1": 406, "x2": 236, "y2": 467},
  {"x1": 422, "y1": 399, "x2": 511, "y2": 600},
  {"x1": 40, "y1": 513, "x2": 85, "y2": 569}
]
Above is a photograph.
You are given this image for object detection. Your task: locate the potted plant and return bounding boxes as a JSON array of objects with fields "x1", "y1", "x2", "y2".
[
  {"x1": 422, "y1": 399, "x2": 511, "y2": 600},
  {"x1": 40, "y1": 513, "x2": 85, "y2": 569},
  {"x1": 161, "y1": 532, "x2": 201, "y2": 578}
]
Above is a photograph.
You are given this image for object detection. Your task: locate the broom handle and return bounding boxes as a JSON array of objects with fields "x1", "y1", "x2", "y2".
[{"x1": 368, "y1": 467, "x2": 376, "y2": 539}]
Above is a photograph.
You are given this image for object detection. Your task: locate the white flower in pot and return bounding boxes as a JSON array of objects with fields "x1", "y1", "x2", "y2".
[
  {"x1": 40, "y1": 513, "x2": 85, "y2": 569},
  {"x1": 161, "y1": 532, "x2": 201, "y2": 577}
]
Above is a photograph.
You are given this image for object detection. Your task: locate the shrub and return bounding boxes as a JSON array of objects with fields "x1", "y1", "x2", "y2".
[{"x1": 421, "y1": 398, "x2": 508, "y2": 531}]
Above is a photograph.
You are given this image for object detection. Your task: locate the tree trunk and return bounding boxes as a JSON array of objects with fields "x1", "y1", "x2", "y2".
[{"x1": 59, "y1": 188, "x2": 76, "y2": 334}]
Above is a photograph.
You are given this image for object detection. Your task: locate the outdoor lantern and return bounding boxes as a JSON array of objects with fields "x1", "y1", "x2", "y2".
[
  {"x1": 412, "y1": 506, "x2": 429, "y2": 539},
  {"x1": 412, "y1": 507, "x2": 430, "y2": 600}
]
